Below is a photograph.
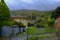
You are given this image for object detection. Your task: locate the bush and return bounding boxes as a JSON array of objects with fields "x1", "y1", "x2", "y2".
[
  {"x1": 28, "y1": 27, "x2": 35, "y2": 35},
  {"x1": 16, "y1": 22, "x2": 25, "y2": 28},
  {"x1": 28, "y1": 23, "x2": 34, "y2": 27}
]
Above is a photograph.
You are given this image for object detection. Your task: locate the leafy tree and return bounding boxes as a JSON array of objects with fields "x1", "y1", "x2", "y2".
[{"x1": 35, "y1": 13, "x2": 54, "y2": 28}]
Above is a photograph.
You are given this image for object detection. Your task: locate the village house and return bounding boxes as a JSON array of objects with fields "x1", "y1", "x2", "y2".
[
  {"x1": 1, "y1": 16, "x2": 28, "y2": 36},
  {"x1": 11, "y1": 16, "x2": 28, "y2": 28},
  {"x1": 54, "y1": 17, "x2": 60, "y2": 29}
]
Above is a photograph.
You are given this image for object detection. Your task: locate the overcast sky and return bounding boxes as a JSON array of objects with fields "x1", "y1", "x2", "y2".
[{"x1": 5, "y1": 0, "x2": 60, "y2": 11}]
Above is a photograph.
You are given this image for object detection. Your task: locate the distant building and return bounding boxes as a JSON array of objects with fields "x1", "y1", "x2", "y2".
[{"x1": 11, "y1": 16, "x2": 28, "y2": 28}]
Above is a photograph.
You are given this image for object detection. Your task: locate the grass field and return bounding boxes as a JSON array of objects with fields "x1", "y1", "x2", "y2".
[
  {"x1": 28, "y1": 27, "x2": 58, "y2": 35},
  {"x1": 28, "y1": 34, "x2": 56, "y2": 40}
]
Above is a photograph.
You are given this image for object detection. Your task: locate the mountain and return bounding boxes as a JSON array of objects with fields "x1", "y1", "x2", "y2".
[{"x1": 10, "y1": 9, "x2": 40, "y2": 17}]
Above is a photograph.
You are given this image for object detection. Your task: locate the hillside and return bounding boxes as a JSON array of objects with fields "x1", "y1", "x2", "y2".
[{"x1": 10, "y1": 9, "x2": 52, "y2": 22}]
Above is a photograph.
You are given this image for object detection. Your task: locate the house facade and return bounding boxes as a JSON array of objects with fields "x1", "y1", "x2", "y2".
[
  {"x1": 54, "y1": 17, "x2": 60, "y2": 30},
  {"x1": 11, "y1": 17, "x2": 28, "y2": 28}
]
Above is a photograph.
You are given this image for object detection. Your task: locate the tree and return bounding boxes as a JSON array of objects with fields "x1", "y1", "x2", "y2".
[
  {"x1": 0, "y1": 0, "x2": 10, "y2": 36},
  {"x1": 0, "y1": 0, "x2": 10, "y2": 20},
  {"x1": 51, "y1": 7, "x2": 60, "y2": 19},
  {"x1": 35, "y1": 13, "x2": 54, "y2": 28}
]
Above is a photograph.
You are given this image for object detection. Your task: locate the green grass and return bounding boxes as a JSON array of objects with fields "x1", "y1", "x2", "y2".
[
  {"x1": 28, "y1": 34, "x2": 54, "y2": 40},
  {"x1": 28, "y1": 27, "x2": 35, "y2": 35},
  {"x1": 17, "y1": 32, "x2": 25, "y2": 36},
  {"x1": 28, "y1": 27, "x2": 58, "y2": 35},
  {"x1": 45, "y1": 27, "x2": 58, "y2": 33}
]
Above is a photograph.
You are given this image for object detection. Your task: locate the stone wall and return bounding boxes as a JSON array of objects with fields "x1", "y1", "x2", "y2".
[{"x1": 1, "y1": 26, "x2": 20, "y2": 36}]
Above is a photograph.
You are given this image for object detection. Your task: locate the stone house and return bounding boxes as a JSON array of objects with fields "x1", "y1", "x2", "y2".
[{"x1": 11, "y1": 16, "x2": 28, "y2": 28}]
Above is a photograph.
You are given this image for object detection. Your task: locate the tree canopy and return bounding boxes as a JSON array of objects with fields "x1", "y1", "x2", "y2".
[
  {"x1": 35, "y1": 13, "x2": 55, "y2": 27},
  {"x1": 0, "y1": 0, "x2": 10, "y2": 21},
  {"x1": 0, "y1": 0, "x2": 11, "y2": 36},
  {"x1": 0, "y1": 0, "x2": 11, "y2": 26},
  {"x1": 51, "y1": 7, "x2": 60, "y2": 19}
]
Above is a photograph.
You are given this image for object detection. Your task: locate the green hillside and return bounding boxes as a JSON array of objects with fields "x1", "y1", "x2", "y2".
[{"x1": 11, "y1": 9, "x2": 54, "y2": 28}]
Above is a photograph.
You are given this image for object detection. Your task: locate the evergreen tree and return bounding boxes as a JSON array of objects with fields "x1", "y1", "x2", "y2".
[
  {"x1": 51, "y1": 7, "x2": 60, "y2": 19},
  {"x1": 0, "y1": 0, "x2": 10, "y2": 20},
  {"x1": 0, "y1": 0, "x2": 10, "y2": 36}
]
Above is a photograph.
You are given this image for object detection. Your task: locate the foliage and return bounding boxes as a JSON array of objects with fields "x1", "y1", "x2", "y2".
[
  {"x1": 28, "y1": 27, "x2": 35, "y2": 35},
  {"x1": 51, "y1": 7, "x2": 60, "y2": 19},
  {"x1": 28, "y1": 36, "x2": 39, "y2": 40},
  {"x1": 55, "y1": 7, "x2": 60, "y2": 15},
  {"x1": 0, "y1": 0, "x2": 10, "y2": 20},
  {"x1": 16, "y1": 22, "x2": 25, "y2": 27},
  {"x1": 1, "y1": 20, "x2": 16, "y2": 26},
  {"x1": 0, "y1": 0, "x2": 10, "y2": 36},
  {"x1": 28, "y1": 34, "x2": 54, "y2": 40},
  {"x1": 0, "y1": 0, "x2": 11, "y2": 26},
  {"x1": 11, "y1": 9, "x2": 56, "y2": 28},
  {"x1": 0, "y1": 19, "x2": 25, "y2": 27},
  {"x1": 28, "y1": 23, "x2": 34, "y2": 26},
  {"x1": 28, "y1": 27, "x2": 58, "y2": 35},
  {"x1": 35, "y1": 13, "x2": 55, "y2": 27}
]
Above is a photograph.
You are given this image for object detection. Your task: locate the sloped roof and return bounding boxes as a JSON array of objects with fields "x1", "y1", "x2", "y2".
[{"x1": 11, "y1": 16, "x2": 28, "y2": 20}]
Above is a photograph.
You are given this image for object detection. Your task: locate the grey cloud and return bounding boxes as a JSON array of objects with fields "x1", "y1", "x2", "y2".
[{"x1": 5, "y1": 0, "x2": 60, "y2": 11}]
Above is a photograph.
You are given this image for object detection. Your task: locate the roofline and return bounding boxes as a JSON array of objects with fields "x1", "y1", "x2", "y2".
[{"x1": 11, "y1": 17, "x2": 28, "y2": 20}]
